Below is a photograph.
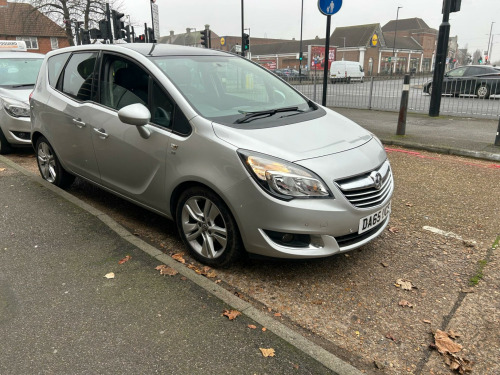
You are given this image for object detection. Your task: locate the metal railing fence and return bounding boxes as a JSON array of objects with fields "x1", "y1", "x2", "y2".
[{"x1": 283, "y1": 73, "x2": 500, "y2": 119}]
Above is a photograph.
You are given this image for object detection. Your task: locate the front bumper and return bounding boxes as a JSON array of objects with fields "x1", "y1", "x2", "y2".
[
  {"x1": 224, "y1": 167, "x2": 393, "y2": 259},
  {"x1": 0, "y1": 110, "x2": 32, "y2": 146}
]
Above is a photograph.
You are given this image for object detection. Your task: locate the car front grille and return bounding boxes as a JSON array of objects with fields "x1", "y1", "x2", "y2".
[{"x1": 335, "y1": 160, "x2": 393, "y2": 209}]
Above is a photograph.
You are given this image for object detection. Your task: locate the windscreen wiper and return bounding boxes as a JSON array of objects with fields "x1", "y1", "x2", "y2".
[
  {"x1": 235, "y1": 106, "x2": 301, "y2": 124},
  {"x1": 11, "y1": 83, "x2": 35, "y2": 88}
]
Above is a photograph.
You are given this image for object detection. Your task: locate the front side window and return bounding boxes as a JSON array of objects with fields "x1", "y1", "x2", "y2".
[
  {"x1": 61, "y1": 52, "x2": 98, "y2": 100},
  {"x1": 151, "y1": 55, "x2": 311, "y2": 125},
  {"x1": 99, "y1": 54, "x2": 149, "y2": 111},
  {"x1": 16, "y1": 36, "x2": 38, "y2": 50},
  {"x1": 47, "y1": 52, "x2": 70, "y2": 87},
  {"x1": 0, "y1": 58, "x2": 43, "y2": 87}
]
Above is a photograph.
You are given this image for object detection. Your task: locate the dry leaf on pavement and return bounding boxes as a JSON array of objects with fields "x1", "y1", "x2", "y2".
[
  {"x1": 222, "y1": 309, "x2": 241, "y2": 320},
  {"x1": 118, "y1": 255, "x2": 131, "y2": 264},
  {"x1": 155, "y1": 265, "x2": 178, "y2": 276},
  {"x1": 0, "y1": 168, "x2": 5, "y2": 172},
  {"x1": 247, "y1": 324, "x2": 257, "y2": 329},
  {"x1": 398, "y1": 300, "x2": 414, "y2": 308},
  {"x1": 432, "y1": 330, "x2": 472, "y2": 374},
  {"x1": 388, "y1": 226, "x2": 399, "y2": 233},
  {"x1": 259, "y1": 348, "x2": 275, "y2": 357},
  {"x1": 104, "y1": 272, "x2": 115, "y2": 279},
  {"x1": 395, "y1": 278, "x2": 414, "y2": 290},
  {"x1": 171, "y1": 253, "x2": 186, "y2": 263}
]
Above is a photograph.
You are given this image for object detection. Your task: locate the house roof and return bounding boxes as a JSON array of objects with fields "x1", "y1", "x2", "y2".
[
  {"x1": 330, "y1": 23, "x2": 381, "y2": 48},
  {"x1": 383, "y1": 33, "x2": 423, "y2": 51},
  {"x1": 250, "y1": 38, "x2": 325, "y2": 56},
  {"x1": 0, "y1": 2, "x2": 66, "y2": 37},
  {"x1": 382, "y1": 18, "x2": 436, "y2": 33}
]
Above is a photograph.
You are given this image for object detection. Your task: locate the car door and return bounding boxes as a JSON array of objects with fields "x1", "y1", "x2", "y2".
[
  {"x1": 443, "y1": 66, "x2": 467, "y2": 95},
  {"x1": 44, "y1": 51, "x2": 101, "y2": 181},
  {"x1": 90, "y1": 53, "x2": 173, "y2": 212}
]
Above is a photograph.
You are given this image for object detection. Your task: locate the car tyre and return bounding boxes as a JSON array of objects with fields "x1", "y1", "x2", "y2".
[
  {"x1": 0, "y1": 129, "x2": 13, "y2": 155},
  {"x1": 476, "y1": 84, "x2": 490, "y2": 99},
  {"x1": 176, "y1": 186, "x2": 242, "y2": 267},
  {"x1": 35, "y1": 136, "x2": 75, "y2": 189}
]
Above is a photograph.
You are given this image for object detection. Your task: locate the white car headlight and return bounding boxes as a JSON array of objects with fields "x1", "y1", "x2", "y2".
[
  {"x1": 238, "y1": 150, "x2": 332, "y2": 200},
  {"x1": 1, "y1": 97, "x2": 30, "y2": 117}
]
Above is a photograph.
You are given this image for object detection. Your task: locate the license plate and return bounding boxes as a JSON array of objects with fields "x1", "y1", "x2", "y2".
[{"x1": 358, "y1": 201, "x2": 391, "y2": 234}]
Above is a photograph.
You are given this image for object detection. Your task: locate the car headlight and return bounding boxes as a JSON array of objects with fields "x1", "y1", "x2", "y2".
[
  {"x1": 238, "y1": 150, "x2": 332, "y2": 200},
  {"x1": 1, "y1": 97, "x2": 30, "y2": 117}
]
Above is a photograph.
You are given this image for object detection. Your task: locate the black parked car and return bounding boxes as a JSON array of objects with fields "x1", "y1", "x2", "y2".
[{"x1": 423, "y1": 65, "x2": 500, "y2": 99}]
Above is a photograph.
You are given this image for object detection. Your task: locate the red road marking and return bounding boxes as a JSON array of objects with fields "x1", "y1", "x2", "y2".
[{"x1": 384, "y1": 147, "x2": 500, "y2": 169}]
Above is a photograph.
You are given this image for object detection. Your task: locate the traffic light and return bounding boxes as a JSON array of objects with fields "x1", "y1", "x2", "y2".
[
  {"x1": 243, "y1": 33, "x2": 250, "y2": 51},
  {"x1": 299, "y1": 52, "x2": 303, "y2": 61},
  {"x1": 112, "y1": 10, "x2": 125, "y2": 40},
  {"x1": 135, "y1": 34, "x2": 146, "y2": 43},
  {"x1": 450, "y1": 0, "x2": 461, "y2": 12},
  {"x1": 99, "y1": 19, "x2": 110, "y2": 40},
  {"x1": 125, "y1": 25, "x2": 131, "y2": 43},
  {"x1": 478, "y1": 57, "x2": 483, "y2": 64},
  {"x1": 200, "y1": 29, "x2": 210, "y2": 48},
  {"x1": 147, "y1": 27, "x2": 155, "y2": 43},
  {"x1": 80, "y1": 29, "x2": 91, "y2": 45}
]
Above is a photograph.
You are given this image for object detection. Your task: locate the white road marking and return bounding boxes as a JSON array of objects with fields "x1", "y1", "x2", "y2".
[{"x1": 423, "y1": 226, "x2": 477, "y2": 245}]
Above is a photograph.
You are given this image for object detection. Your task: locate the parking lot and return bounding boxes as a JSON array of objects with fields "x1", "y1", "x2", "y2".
[{"x1": 5, "y1": 144, "x2": 499, "y2": 374}]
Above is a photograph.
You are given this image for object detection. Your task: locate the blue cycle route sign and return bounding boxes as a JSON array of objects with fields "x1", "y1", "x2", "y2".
[{"x1": 317, "y1": 0, "x2": 343, "y2": 16}]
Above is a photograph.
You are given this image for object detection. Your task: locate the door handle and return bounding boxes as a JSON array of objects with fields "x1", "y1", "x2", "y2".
[
  {"x1": 72, "y1": 118, "x2": 86, "y2": 128},
  {"x1": 92, "y1": 127, "x2": 109, "y2": 139}
]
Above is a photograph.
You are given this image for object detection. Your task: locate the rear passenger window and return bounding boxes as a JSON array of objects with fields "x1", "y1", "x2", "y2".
[
  {"x1": 47, "y1": 52, "x2": 70, "y2": 87},
  {"x1": 61, "y1": 52, "x2": 98, "y2": 101}
]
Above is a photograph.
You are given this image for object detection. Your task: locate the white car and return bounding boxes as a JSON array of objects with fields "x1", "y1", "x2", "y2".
[{"x1": 0, "y1": 41, "x2": 44, "y2": 154}]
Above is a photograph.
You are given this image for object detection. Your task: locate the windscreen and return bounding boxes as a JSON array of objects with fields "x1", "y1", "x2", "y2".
[
  {"x1": 150, "y1": 55, "x2": 310, "y2": 123},
  {"x1": 0, "y1": 58, "x2": 43, "y2": 87}
]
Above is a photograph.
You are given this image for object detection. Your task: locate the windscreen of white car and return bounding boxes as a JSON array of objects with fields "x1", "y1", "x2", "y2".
[
  {"x1": 151, "y1": 55, "x2": 313, "y2": 124},
  {"x1": 0, "y1": 58, "x2": 43, "y2": 87}
]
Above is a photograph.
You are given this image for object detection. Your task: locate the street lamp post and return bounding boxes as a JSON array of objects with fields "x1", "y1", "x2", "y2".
[
  {"x1": 342, "y1": 37, "x2": 346, "y2": 60},
  {"x1": 299, "y1": 0, "x2": 304, "y2": 77},
  {"x1": 487, "y1": 22, "x2": 495, "y2": 63},
  {"x1": 392, "y1": 6, "x2": 402, "y2": 74}
]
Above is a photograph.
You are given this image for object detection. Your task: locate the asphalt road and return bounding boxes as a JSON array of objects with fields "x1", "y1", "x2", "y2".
[
  {"x1": 4, "y1": 146, "x2": 500, "y2": 374},
  {"x1": 289, "y1": 77, "x2": 500, "y2": 119}
]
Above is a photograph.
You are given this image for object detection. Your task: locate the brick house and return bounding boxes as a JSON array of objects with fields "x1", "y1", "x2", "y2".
[
  {"x1": 382, "y1": 18, "x2": 437, "y2": 72},
  {"x1": 0, "y1": 0, "x2": 69, "y2": 54}
]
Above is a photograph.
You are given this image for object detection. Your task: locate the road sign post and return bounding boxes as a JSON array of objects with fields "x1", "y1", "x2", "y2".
[{"x1": 317, "y1": 0, "x2": 343, "y2": 106}]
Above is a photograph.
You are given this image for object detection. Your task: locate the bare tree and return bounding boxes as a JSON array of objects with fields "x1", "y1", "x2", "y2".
[{"x1": 20, "y1": 0, "x2": 124, "y2": 46}]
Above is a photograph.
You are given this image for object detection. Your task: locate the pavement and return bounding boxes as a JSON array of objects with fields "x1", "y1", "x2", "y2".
[{"x1": 0, "y1": 109, "x2": 498, "y2": 375}]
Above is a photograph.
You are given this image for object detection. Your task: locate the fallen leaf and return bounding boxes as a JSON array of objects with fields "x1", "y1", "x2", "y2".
[
  {"x1": 222, "y1": 309, "x2": 241, "y2": 320},
  {"x1": 388, "y1": 226, "x2": 399, "y2": 233},
  {"x1": 247, "y1": 324, "x2": 257, "y2": 329},
  {"x1": 206, "y1": 271, "x2": 217, "y2": 278},
  {"x1": 104, "y1": 272, "x2": 115, "y2": 279},
  {"x1": 262, "y1": 327, "x2": 267, "y2": 332},
  {"x1": 118, "y1": 255, "x2": 131, "y2": 264},
  {"x1": 155, "y1": 265, "x2": 178, "y2": 276},
  {"x1": 395, "y1": 278, "x2": 414, "y2": 290},
  {"x1": 274, "y1": 312, "x2": 282, "y2": 317},
  {"x1": 448, "y1": 330, "x2": 460, "y2": 339},
  {"x1": 398, "y1": 300, "x2": 414, "y2": 308},
  {"x1": 215, "y1": 279, "x2": 222, "y2": 284},
  {"x1": 259, "y1": 348, "x2": 275, "y2": 357},
  {"x1": 380, "y1": 262, "x2": 389, "y2": 267},
  {"x1": 423, "y1": 320, "x2": 432, "y2": 324},
  {"x1": 172, "y1": 253, "x2": 186, "y2": 264},
  {"x1": 434, "y1": 330, "x2": 462, "y2": 354},
  {"x1": 406, "y1": 203, "x2": 414, "y2": 207},
  {"x1": 385, "y1": 333, "x2": 398, "y2": 342},
  {"x1": 0, "y1": 168, "x2": 6, "y2": 172}
]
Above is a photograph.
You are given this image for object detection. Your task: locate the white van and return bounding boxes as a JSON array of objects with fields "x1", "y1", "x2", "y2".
[{"x1": 330, "y1": 61, "x2": 365, "y2": 83}]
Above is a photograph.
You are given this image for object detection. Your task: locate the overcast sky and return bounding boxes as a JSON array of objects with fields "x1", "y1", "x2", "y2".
[{"x1": 124, "y1": 0, "x2": 500, "y2": 61}]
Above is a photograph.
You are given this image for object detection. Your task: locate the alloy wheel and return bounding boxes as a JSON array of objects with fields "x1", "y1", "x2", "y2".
[
  {"x1": 37, "y1": 141, "x2": 57, "y2": 183},
  {"x1": 181, "y1": 196, "x2": 228, "y2": 260}
]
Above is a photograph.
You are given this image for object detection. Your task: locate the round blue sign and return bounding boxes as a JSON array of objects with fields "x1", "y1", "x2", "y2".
[{"x1": 317, "y1": 0, "x2": 343, "y2": 15}]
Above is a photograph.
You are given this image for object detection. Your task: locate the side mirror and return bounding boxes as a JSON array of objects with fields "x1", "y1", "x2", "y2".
[{"x1": 118, "y1": 103, "x2": 151, "y2": 139}]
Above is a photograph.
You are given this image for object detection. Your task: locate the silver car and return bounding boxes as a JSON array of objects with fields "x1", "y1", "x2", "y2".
[
  {"x1": 30, "y1": 44, "x2": 393, "y2": 267},
  {"x1": 0, "y1": 50, "x2": 44, "y2": 154}
]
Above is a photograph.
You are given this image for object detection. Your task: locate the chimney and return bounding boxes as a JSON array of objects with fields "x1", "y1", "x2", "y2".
[
  {"x1": 170, "y1": 30, "x2": 174, "y2": 37},
  {"x1": 186, "y1": 28, "x2": 191, "y2": 34}
]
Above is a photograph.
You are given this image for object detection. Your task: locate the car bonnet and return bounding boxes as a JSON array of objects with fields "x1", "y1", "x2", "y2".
[{"x1": 211, "y1": 108, "x2": 373, "y2": 162}]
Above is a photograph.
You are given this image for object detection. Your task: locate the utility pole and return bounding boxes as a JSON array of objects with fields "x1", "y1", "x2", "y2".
[
  {"x1": 429, "y1": 0, "x2": 460, "y2": 117},
  {"x1": 299, "y1": 0, "x2": 304, "y2": 77},
  {"x1": 487, "y1": 22, "x2": 495, "y2": 63},
  {"x1": 391, "y1": 6, "x2": 402, "y2": 74},
  {"x1": 241, "y1": 0, "x2": 245, "y2": 57}
]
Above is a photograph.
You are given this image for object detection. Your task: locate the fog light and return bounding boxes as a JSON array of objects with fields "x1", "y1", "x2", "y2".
[{"x1": 282, "y1": 233, "x2": 294, "y2": 243}]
